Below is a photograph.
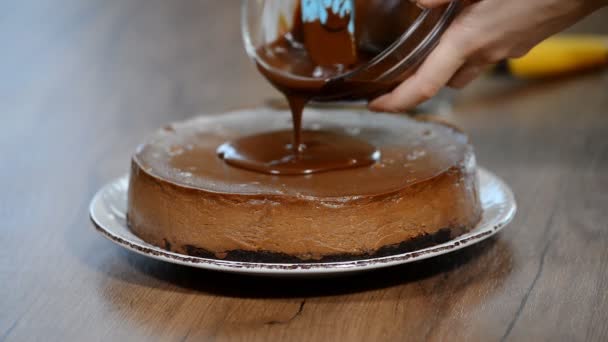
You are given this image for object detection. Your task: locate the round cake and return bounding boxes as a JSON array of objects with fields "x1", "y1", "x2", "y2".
[{"x1": 127, "y1": 108, "x2": 481, "y2": 262}]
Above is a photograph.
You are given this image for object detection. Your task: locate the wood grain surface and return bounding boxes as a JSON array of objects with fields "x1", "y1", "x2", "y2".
[{"x1": 1, "y1": 1, "x2": 607, "y2": 341}]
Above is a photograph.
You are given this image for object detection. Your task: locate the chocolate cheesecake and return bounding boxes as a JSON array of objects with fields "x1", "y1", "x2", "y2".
[{"x1": 127, "y1": 109, "x2": 481, "y2": 262}]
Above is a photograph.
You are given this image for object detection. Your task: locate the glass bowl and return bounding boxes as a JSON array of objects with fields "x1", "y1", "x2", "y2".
[{"x1": 242, "y1": 0, "x2": 459, "y2": 101}]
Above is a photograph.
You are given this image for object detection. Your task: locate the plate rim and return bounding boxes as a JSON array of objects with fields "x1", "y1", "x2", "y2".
[{"x1": 89, "y1": 167, "x2": 516, "y2": 275}]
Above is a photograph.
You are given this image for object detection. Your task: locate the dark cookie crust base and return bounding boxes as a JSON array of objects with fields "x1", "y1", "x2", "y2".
[{"x1": 157, "y1": 226, "x2": 468, "y2": 264}]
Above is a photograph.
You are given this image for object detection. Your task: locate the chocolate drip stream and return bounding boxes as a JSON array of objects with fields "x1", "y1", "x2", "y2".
[{"x1": 287, "y1": 95, "x2": 307, "y2": 154}]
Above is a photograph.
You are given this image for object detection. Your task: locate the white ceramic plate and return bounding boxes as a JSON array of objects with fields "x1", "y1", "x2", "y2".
[{"x1": 90, "y1": 167, "x2": 516, "y2": 276}]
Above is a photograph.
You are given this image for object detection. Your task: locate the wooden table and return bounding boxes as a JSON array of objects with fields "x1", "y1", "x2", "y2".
[{"x1": 2, "y1": 1, "x2": 607, "y2": 341}]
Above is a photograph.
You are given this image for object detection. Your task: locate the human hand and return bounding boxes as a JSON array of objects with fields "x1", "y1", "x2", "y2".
[{"x1": 369, "y1": 0, "x2": 607, "y2": 112}]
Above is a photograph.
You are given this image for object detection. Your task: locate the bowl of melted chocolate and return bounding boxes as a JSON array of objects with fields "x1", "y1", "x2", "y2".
[{"x1": 242, "y1": 0, "x2": 459, "y2": 102}]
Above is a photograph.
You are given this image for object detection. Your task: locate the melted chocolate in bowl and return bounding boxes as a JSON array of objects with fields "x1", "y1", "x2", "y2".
[{"x1": 219, "y1": 1, "x2": 422, "y2": 175}]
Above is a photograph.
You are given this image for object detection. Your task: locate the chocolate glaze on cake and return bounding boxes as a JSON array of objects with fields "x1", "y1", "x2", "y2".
[{"x1": 127, "y1": 109, "x2": 482, "y2": 262}]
